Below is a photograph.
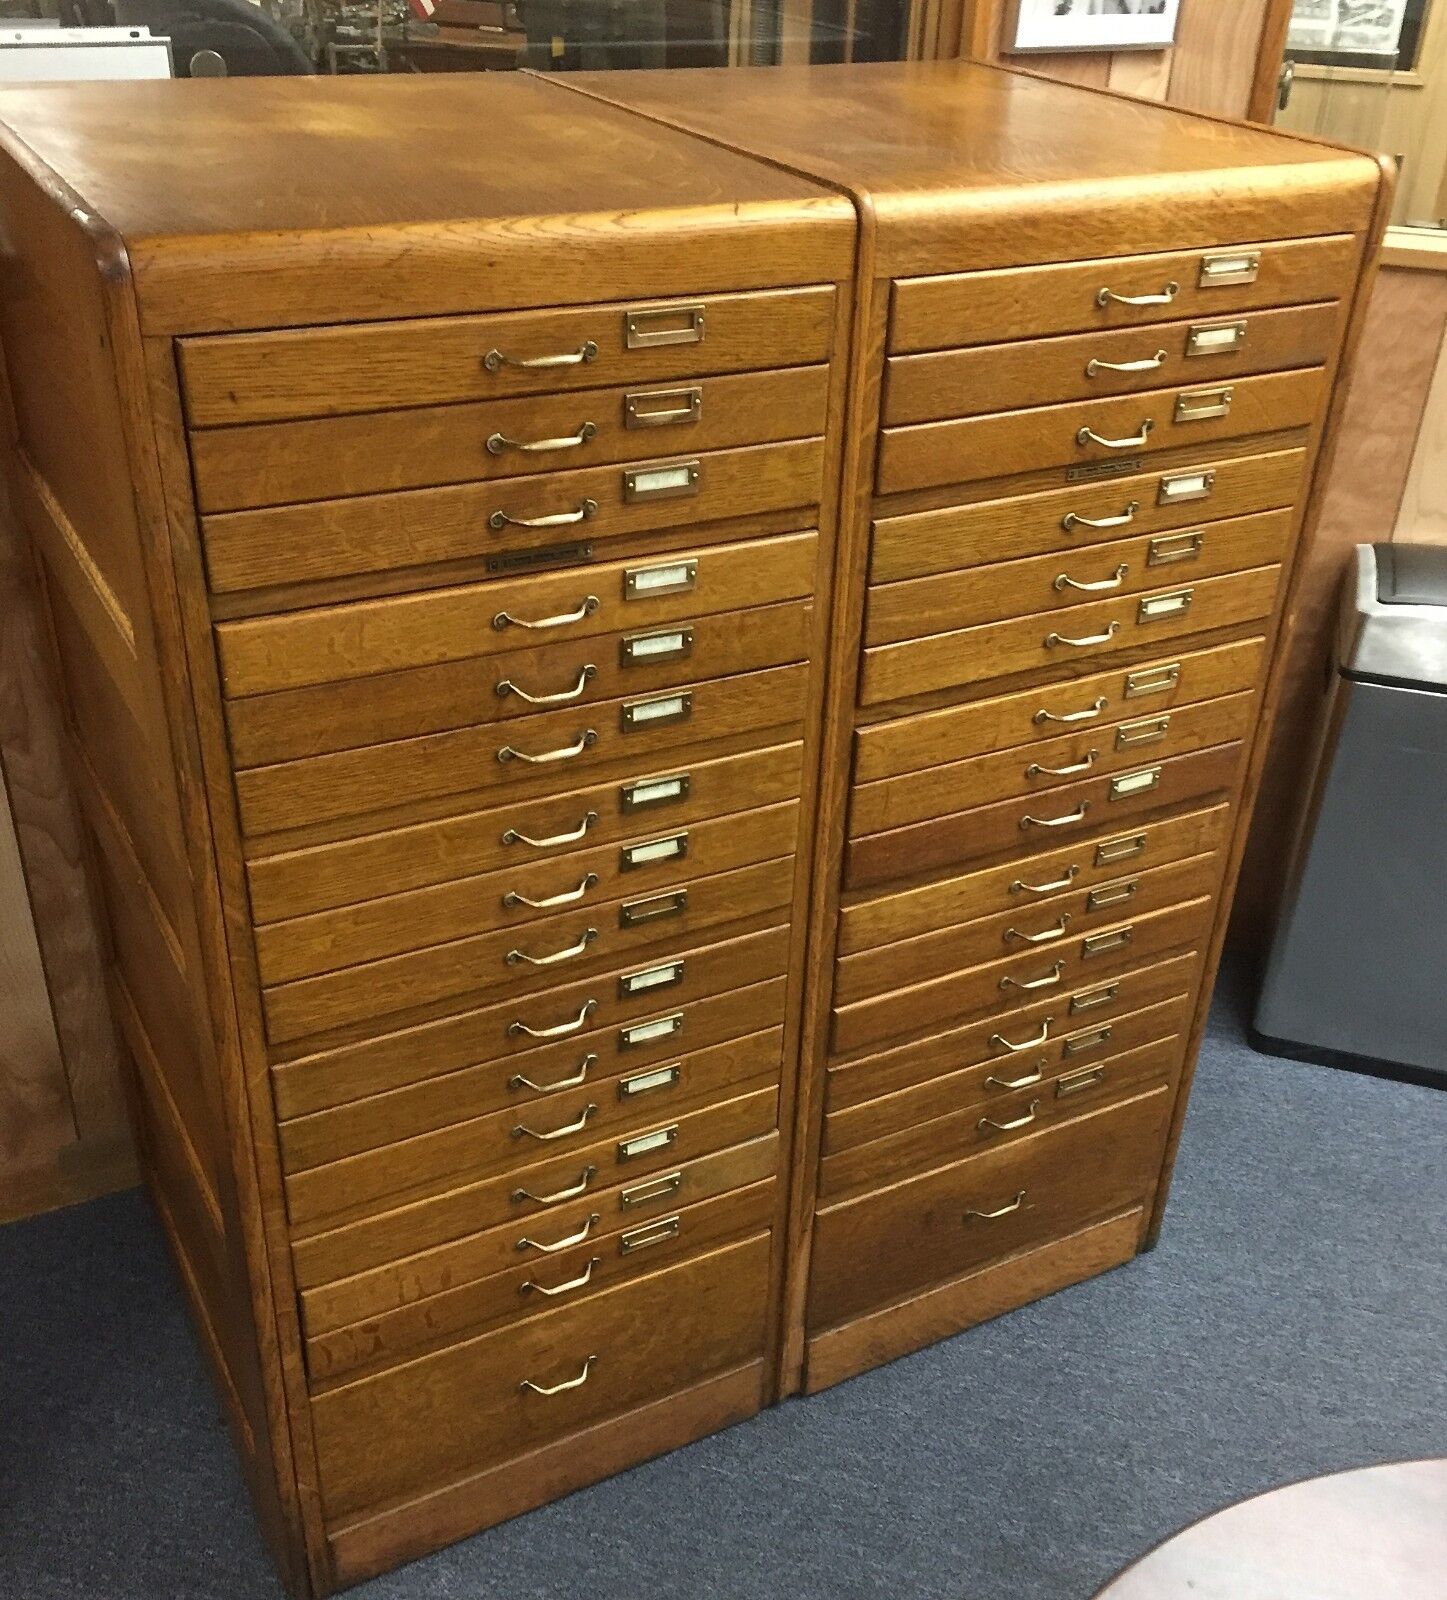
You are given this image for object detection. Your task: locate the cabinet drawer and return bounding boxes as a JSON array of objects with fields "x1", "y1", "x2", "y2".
[
  {"x1": 180, "y1": 285, "x2": 838, "y2": 425},
  {"x1": 846, "y1": 741, "x2": 1243, "y2": 891},
  {"x1": 310, "y1": 1231, "x2": 772, "y2": 1523},
  {"x1": 831, "y1": 896, "x2": 1212, "y2": 1058},
  {"x1": 883, "y1": 302, "x2": 1340, "y2": 424},
  {"x1": 305, "y1": 1178, "x2": 778, "y2": 1386},
  {"x1": 888, "y1": 235, "x2": 1357, "y2": 353},
  {"x1": 202, "y1": 439, "x2": 826, "y2": 594},
  {"x1": 217, "y1": 530, "x2": 818, "y2": 698},
  {"x1": 262, "y1": 854, "x2": 794, "y2": 1046},
  {"x1": 865, "y1": 509, "x2": 1290, "y2": 648},
  {"x1": 235, "y1": 661, "x2": 810, "y2": 839},
  {"x1": 859, "y1": 566, "x2": 1280, "y2": 707},
  {"x1": 877, "y1": 369, "x2": 1323, "y2": 496},
  {"x1": 192, "y1": 366, "x2": 830, "y2": 512},
  {"x1": 807, "y1": 1087, "x2": 1172, "y2": 1331},
  {"x1": 870, "y1": 448, "x2": 1305, "y2": 584}
]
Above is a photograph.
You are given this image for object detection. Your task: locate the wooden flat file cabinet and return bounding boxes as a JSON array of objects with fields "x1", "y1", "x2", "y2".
[{"x1": 0, "y1": 63, "x2": 1386, "y2": 1593}]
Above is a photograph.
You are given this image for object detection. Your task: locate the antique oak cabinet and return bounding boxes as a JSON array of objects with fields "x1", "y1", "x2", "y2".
[{"x1": 0, "y1": 62, "x2": 1385, "y2": 1594}]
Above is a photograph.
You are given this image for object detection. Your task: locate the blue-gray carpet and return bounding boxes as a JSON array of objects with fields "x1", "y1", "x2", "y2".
[{"x1": 3, "y1": 964, "x2": 1444, "y2": 1600}]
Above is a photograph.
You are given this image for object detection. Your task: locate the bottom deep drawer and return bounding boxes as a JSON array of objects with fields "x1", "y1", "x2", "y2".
[
  {"x1": 806, "y1": 1085, "x2": 1171, "y2": 1331},
  {"x1": 312, "y1": 1230, "x2": 772, "y2": 1522}
]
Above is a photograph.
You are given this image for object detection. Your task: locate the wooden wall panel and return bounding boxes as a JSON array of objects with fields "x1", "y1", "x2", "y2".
[{"x1": 1167, "y1": 0, "x2": 1272, "y2": 120}]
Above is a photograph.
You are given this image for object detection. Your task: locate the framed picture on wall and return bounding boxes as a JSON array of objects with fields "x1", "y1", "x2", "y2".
[{"x1": 1005, "y1": 0, "x2": 1183, "y2": 53}]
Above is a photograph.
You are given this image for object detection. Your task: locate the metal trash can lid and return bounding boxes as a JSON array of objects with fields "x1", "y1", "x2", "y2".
[{"x1": 1338, "y1": 542, "x2": 1447, "y2": 690}]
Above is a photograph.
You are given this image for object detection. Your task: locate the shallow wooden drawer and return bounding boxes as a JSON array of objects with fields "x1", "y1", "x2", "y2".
[
  {"x1": 806, "y1": 1086, "x2": 1171, "y2": 1331},
  {"x1": 835, "y1": 851, "x2": 1219, "y2": 1007},
  {"x1": 247, "y1": 740, "x2": 804, "y2": 926},
  {"x1": 859, "y1": 565, "x2": 1280, "y2": 707},
  {"x1": 217, "y1": 530, "x2": 818, "y2": 699},
  {"x1": 850, "y1": 690, "x2": 1254, "y2": 843},
  {"x1": 202, "y1": 439, "x2": 825, "y2": 594},
  {"x1": 235, "y1": 661, "x2": 810, "y2": 840},
  {"x1": 311, "y1": 1231, "x2": 772, "y2": 1523},
  {"x1": 877, "y1": 369, "x2": 1324, "y2": 497},
  {"x1": 865, "y1": 509, "x2": 1291, "y2": 648},
  {"x1": 888, "y1": 235, "x2": 1357, "y2": 353},
  {"x1": 262, "y1": 853, "x2": 794, "y2": 1046},
  {"x1": 305, "y1": 1178, "x2": 778, "y2": 1387},
  {"x1": 227, "y1": 598, "x2": 812, "y2": 768},
  {"x1": 180, "y1": 285, "x2": 838, "y2": 426},
  {"x1": 847, "y1": 742, "x2": 1243, "y2": 891},
  {"x1": 831, "y1": 895, "x2": 1212, "y2": 1058},
  {"x1": 826, "y1": 949, "x2": 1199, "y2": 1112},
  {"x1": 883, "y1": 302, "x2": 1340, "y2": 425},
  {"x1": 271, "y1": 921, "x2": 790, "y2": 1119},
  {"x1": 870, "y1": 447, "x2": 1305, "y2": 585},
  {"x1": 192, "y1": 366, "x2": 831, "y2": 512}
]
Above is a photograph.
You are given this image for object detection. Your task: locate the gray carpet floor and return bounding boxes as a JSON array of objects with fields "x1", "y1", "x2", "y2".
[{"x1": 3, "y1": 962, "x2": 1444, "y2": 1600}]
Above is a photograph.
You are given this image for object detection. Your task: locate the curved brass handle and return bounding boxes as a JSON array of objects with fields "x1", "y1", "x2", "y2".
[
  {"x1": 999, "y1": 961, "x2": 1066, "y2": 993},
  {"x1": 978, "y1": 1100, "x2": 1040, "y2": 1134},
  {"x1": 1078, "y1": 421, "x2": 1155, "y2": 451},
  {"x1": 503, "y1": 874, "x2": 599, "y2": 911},
  {"x1": 511, "y1": 1103, "x2": 599, "y2": 1142},
  {"x1": 1034, "y1": 698, "x2": 1108, "y2": 726},
  {"x1": 1096, "y1": 282, "x2": 1179, "y2": 308},
  {"x1": 497, "y1": 730, "x2": 598, "y2": 765},
  {"x1": 1054, "y1": 563, "x2": 1129, "y2": 595},
  {"x1": 1011, "y1": 868, "x2": 1079, "y2": 895},
  {"x1": 965, "y1": 1190, "x2": 1027, "y2": 1221},
  {"x1": 1004, "y1": 915, "x2": 1071, "y2": 946},
  {"x1": 485, "y1": 340, "x2": 598, "y2": 373},
  {"x1": 1087, "y1": 350, "x2": 1167, "y2": 377},
  {"x1": 493, "y1": 596, "x2": 600, "y2": 633},
  {"x1": 985, "y1": 1065, "x2": 1045, "y2": 1091},
  {"x1": 515, "y1": 1213, "x2": 600, "y2": 1254},
  {"x1": 1062, "y1": 502, "x2": 1139, "y2": 533},
  {"x1": 489, "y1": 498, "x2": 597, "y2": 532},
  {"x1": 506, "y1": 928, "x2": 599, "y2": 967},
  {"x1": 511, "y1": 1165, "x2": 597, "y2": 1205},
  {"x1": 1027, "y1": 750, "x2": 1099, "y2": 779},
  {"x1": 989, "y1": 1019, "x2": 1053, "y2": 1053},
  {"x1": 488, "y1": 422, "x2": 597, "y2": 455},
  {"x1": 1046, "y1": 623, "x2": 1121, "y2": 650},
  {"x1": 1020, "y1": 804, "x2": 1091, "y2": 830},
  {"x1": 496, "y1": 665, "x2": 597, "y2": 706},
  {"x1": 503, "y1": 811, "x2": 599, "y2": 849},
  {"x1": 519, "y1": 1257, "x2": 601, "y2": 1297},
  {"x1": 509, "y1": 1053, "x2": 598, "y2": 1093},
  {"x1": 518, "y1": 1354, "x2": 598, "y2": 1395},
  {"x1": 507, "y1": 998, "x2": 598, "y2": 1039}
]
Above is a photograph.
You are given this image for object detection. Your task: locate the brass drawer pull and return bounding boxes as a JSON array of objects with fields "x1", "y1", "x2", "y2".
[
  {"x1": 509, "y1": 1053, "x2": 598, "y2": 1093},
  {"x1": 1097, "y1": 281, "x2": 1180, "y2": 308},
  {"x1": 620, "y1": 889, "x2": 687, "y2": 928},
  {"x1": 1086, "y1": 880, "x2": 1138, "y2": 912},
  {"x1": 621, "y1": 831, "x2": 688, "y2": 870},
  {"x1": 1057, "y1": 1065, "x2": 1107, "y2": 1097},
  {"x1": 620, "y1": 1215, "x2": 681, "y2": 1253},
  {"x1": 1011, "y1": 867, "x2": 1078, "y2": 895},
  {"x1": 503, "y1": 873, "x2": 599, "y2": 911},
  {"x1": 515, "y1": 1214, "x2": 600, "y2": 1254},
  {"x1": 1175, "y1": 386, "x2": 1234, "y2": 423},
  {"x1": 489, "y1": 499, "x2": 597, "y2": 532},
  {"x1": 512, "y1": 1165, "x2": 597, "y2": 1206},
  {"x1": 1000, "y1": 960, "x2": 1066, "y2": 993},
  {"x1": 497, "y1": 730, "x2": 598, "y2": 765},
  {"x1": 493, "y1": 595, "x2": 600, "y2": 633},
  {"x1": 1148, "y1": 531, "x2": 1204, "y2": 566},
  {"x1": 485, "y1": 341, "x2": 598, "y2": 373},
  {"x1": 1063, "y1": 1024, "x2": 1114, "y2": 1058},
  {"x1": 986, "y1": 1064, "x2": 1045, "y2": 1091},
  {"x1": 520, "y1": 1257, "x2": 601, "y2": 1297},
  {"x1": 518, "y1": 1354, "x2": 597, "y2": 1396},
  {"x1": 1027, "y1": 750, "x2": 1099, "y2": 778},
  {"x1": 1054, "y1": 563, "x2": 1128, "y2": 594},
  {"x1": 1004, "y1": 915, "x2": 1071, "y2": 946},
  {"x1": 503, "y1": 811, "x2": 598, "y2": 849},
  {"x1": 507, "y1": 998, "x2": 598, "y2": 1040},
  {"x1": 620, "y1": 772, "x2": 689, "y2": 812},
  {"x1": 1095, "y1": 832, "x2": 1147, "y2": 866},
  {"x1": 625, "y1": 386, "x2": 702, "y2": 429},
  {"x1": 1116, "y1": 715, "x2": 1171, "y2": 750},
  {"x1": 979, "y1": 1101, "x2": 1040, "y2": 1134},
  {"x1": 487, "y1": 422, "x2": 597, "y2": 455},
  {"x1": 1086, "y1": 349, "x2": 1167, "y2": 377},
  {"x1": 1062, "y1": 501, "x2": 1138, "y2": 532},
  {"x1": 626, "y1": 303, "x2": 705, "y2": 348},
  {"x1": 619, "y1": 1063, "x2": 681, "y2": 1098},
  {"x1": 989, "y1": 1018, "x2": 1053, "y2": 1053},
  {"x1": 1078, "y1": 421, "x2": 1154, "y2": 451},
  {"x1": 621, "y1": 1170, "x2": 682, "y2": 1208},
  {"x1": 618, "y1": 1124, "x2": 679, "y2": 1161},
  {"x1": 506, "y1": 927, "x2": 599, "y2": 967},
  {"x1": 1021, "y1": 803, "x2": 1090, "y2": 830},
  {"x1": 511, "y1": 1103, "x2": 599, "y2": 1142},
  {"x1": 620, "y1": 1012, "x2": 682, "y2": 1049},
  {"x1": 1083, "y1": 927, "x2": 1134, "y2": 957},
  {"x1": 1045, "y1": 623, "x2": 1121, "y2": 650},
  {"x1": 496, "y1": 664, "x2": 598, "y2": 705},
  {"x1": 1034, "y1": 697, "x2": 1107, "y2": 726},
  {"x1": 965, "y1": 1190, "x2": 1026, "y2": 1221}
]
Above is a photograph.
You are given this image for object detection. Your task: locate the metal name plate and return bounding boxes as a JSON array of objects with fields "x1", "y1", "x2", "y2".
[
  {"x1": 620, "y1": 772, "x2": 690, "y2": 813},
  {"x1": 621, "y1": 832, "x2": 689, "y2": 870},
  {"x1": 617, "y1": 1124, "x2": 679, "y2": 1161},
  {"x1": 618, "y1": 959, "x2": 685, "y2": 998},
  {"x1": 1157, "y1": 468, "x2": 1216, "y2": 505},
  {"x1": 1109, "y1": 766, "x2": 1163, "y2": 800},
  {"x1": 618, "y1": 1012, "x2": 683, "y2": 1050},
  {"x1": 623, "y1": 558, "x2": 697, "y2": 600},
  {"x1": 1095, "y1": 831, "x2": 1148, "y2": 866},
  {"x1": 487, "y1": 540, "x2": 595, "y2": 574},
  {"x1": 618, "y1": 1064, "x2": 682, "y2": 1099}
]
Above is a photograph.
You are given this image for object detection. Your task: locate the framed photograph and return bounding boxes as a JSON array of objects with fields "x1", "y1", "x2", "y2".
[{"x1": 1006, "y1": 0, "x2": 1183, "y2": 54}]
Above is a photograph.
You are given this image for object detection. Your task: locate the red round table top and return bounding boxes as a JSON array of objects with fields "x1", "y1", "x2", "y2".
[{"x1": 1094, "y1": 1459, "x2": 1447, "y2": 1600}]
